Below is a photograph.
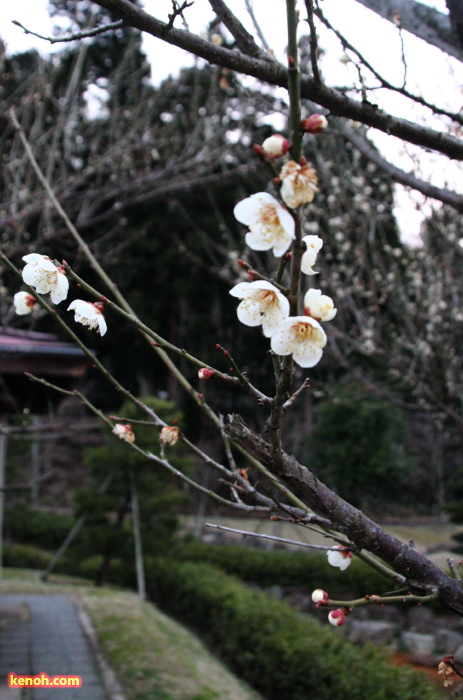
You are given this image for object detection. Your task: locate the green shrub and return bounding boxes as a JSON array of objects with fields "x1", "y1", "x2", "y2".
[
  {"x1": 306, "y1": 382, "x2": 415, "y2": 511},
  {"x1": 3, "y1": 542, "x2": 54, "y2": 570},
  {"x1": 147, "y1": 559, "x2": 440, "y2": 700},
  {"x1": 4, "y1": 505, "x2": 76, "y2": 549},
  {"x1": 77, "y1": 555, "x2": 135, "y2": 587},
  {"x1": 172, "y1": 540, "x2": 389, "y2": 597}
]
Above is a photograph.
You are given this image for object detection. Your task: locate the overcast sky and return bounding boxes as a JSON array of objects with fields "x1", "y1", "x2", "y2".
[{"x1": 1, "y1": 0, "x2": 460, "y2": 243}]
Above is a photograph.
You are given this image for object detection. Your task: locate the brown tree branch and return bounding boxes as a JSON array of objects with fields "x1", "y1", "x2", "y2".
[
  {"x1": 91, "y1": 0, "x2": 463, "y2": 160},
  {"x1": 335, "y1": 119, "x2": 463, "y2": 213},
  {"x1": 207, "y1": 0, "x2": 271, "y2": 60},
  {"x1": 225, "y1": 413, "x2": 463, "y2": 616}
]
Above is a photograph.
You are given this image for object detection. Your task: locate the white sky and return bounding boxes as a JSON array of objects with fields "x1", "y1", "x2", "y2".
[{"x1": 1, "y1": 0, "x2": 461, "y2": 243}]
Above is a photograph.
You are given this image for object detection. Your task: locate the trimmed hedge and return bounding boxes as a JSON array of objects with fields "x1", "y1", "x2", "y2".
[
  {"x1": 4, "y1": 505, "x2": 76, "y2": 550},
  {"x1": 172, "y1": 540, "x2": 389, "y2": 596},
  {"x1": 3, "y1": 542, "x2": 441, "y2": 699},
  {"x1": 3, "y1": 542, "x2": 53, "y2": 570},
  {"x1": 147, "y1": 559, "x2": 440, "y2": 700}
]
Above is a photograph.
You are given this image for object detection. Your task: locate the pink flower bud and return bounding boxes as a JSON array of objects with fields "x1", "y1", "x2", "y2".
[
  {"x1": 262, "y1": 134, "x2": 290, "y2": 159},
  {"x1": 328, "y1": 609, "x2": 346, "y2": 627},
  {"x1": 198, "y1": 368, "x2": 215, "y2": 380},
  {"x1": 311, "y1": 589, "x2": 329, "y2": 605},
  {"x1": 301, "y1": 114, "x2": 328, "y2": 134}
]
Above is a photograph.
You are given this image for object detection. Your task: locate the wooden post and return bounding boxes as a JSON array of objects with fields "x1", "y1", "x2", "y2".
[
  {"x1": 31, "y1": 415, "x2": 41, "y2": 504},
  {"x1": 41, "y1": 473, "x2": 113, "y2": 581},
  {"x1": 0, "y1": 424, "x2": 7, "y2": 581},
  {"x1": 131, "y1": 476, "x2": 146, "y2": 601}
]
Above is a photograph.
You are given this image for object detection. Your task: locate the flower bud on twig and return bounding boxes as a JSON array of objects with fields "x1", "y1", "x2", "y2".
[
  {"x1": 328, "y1": 609, "x2": 346, "y2": 627},
  {"x1": 301, "y1": 114, "x2": 328, "y2": 134},
  {"x1": 262, "y1": 134, "x2": 290, "y2": 159}
]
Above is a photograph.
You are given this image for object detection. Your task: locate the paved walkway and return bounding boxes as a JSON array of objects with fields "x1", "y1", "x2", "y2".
[{"x1": 0, "y1": 594, "x2": 111, "y2": 700}]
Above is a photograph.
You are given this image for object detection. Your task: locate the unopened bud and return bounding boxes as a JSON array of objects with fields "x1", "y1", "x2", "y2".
[
  {"x1": 262, "y1": 134, "x2": 290, "y2": 159},
  {"x1": 311, "y1": 589, "x2": 329, "y2": 605},
  {"x1": 253, "y1": 143, "x2": 265, "y2": 158},
  {"x1": 328, "y1": 609, "x2": 346, "y2": 627},
  {"x1": 198, "y1": 368, "x2": 215, "y2": 380},
  {"x1": 301, "y1": 114, "x2": 328, "y2": 134}
]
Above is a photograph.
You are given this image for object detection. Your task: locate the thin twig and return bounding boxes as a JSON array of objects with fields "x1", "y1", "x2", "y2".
[
  {"x1": 283, "y1": 378, "x2": 310, "y2": 410},
  {"x1": 244, "y1": 0, "x2": 272, "y2": 54},
  {"x1": 304, "y1": 0, "x2": 321, "y2": 84},
  {"x1": 313, "y1": 6, "x2": 463, "y2": 125},
  {"x1": 326, "y1": 591, "x2": 439, "y2": 608},
  {"x1": 167, "y1": 0, "x2": 194, "y2": 30},
  {"x1": 11, "y1": 19, "x2": 124, "y2": 44},
  {"x1": 205, "y1": 522, "x2": 351, "y2": 550}
]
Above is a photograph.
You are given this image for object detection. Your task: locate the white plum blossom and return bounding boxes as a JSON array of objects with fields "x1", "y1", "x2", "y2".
[
  {"x1": 327, "y1": 547, "x2": 352, "y2": 571},
  {"x1": 328, "y1": 609, "x2": 346, "y2": 627},
  {"x1": 13, "y1": 291, "x2": 36, "y2": 315},
  {"x1": 22, "y1": 254, "x2": 69, "y2": 304},
  {"x1": 229, "y1": 281, "x2": 290, "y2": 337},
  {"x1": 301, "y1": 235, "x2": 323, "y2": 275},
  {"x1": 112, "y1": 423, "x2": 135, "y2": 443},
  {"x1": 234, "y1": 192, "x2": 295, "y2": 257},
  {"x1": 304, "y1": 289, "x2": 337, "y2": 322},
  {"x1": 270, "y1": 316, "x2": 326, "y2": 368},
  {"x1": 67, "y1": 300, "x2": 107, "y2": 336},
  {"x1": 279, "y1": 160, "x2": 318, "y2": 208}
]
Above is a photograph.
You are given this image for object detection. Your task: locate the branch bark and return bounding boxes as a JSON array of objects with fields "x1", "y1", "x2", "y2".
[
  {"x1": 225, "y1": 413, "x2": 463, "y2": 616},
  {"x1": 93, "y1": 0, "x2": 463, "y2": 160},
  {"x1": 335, "y1": 118, "x2": 463, "y2": 213}
]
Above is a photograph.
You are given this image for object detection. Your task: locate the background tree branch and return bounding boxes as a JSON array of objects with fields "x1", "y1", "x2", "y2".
[{"x1": 354, "y1": 0, "x2": 463, "y2": 62}]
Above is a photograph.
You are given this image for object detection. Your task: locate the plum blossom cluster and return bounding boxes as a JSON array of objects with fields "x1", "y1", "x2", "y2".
[
  {"x1": 14, "y1": 252, "x2": 107, "y2": 335},
  {"x1": 230, "y1": 131, "x2": 336, "y2": 368}
]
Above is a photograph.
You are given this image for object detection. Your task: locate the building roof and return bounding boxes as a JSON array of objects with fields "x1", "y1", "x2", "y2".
[
  {"x1": 0, "y1": 327, "x2": 90, "y2": 377},
  {"x1": 0, "y1": 327, "x2": 91, "y2": 414}
]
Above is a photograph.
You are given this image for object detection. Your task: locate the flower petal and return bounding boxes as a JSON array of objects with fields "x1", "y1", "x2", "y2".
[
  {"x1": 230, "y1": 281, "x2": 289, "y2": 336},
  {"x1": 233, "y1": 192, "x2": 275, "y2": 225},
  {"x1": 22, "y1": 253, "x2": 46, "y2": 265},
  {"x1": 50, "y1": 273, "x2": 69, "y2": 304}
]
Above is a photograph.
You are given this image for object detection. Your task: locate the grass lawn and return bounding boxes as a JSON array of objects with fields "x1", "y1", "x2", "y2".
[{"x1": 0, "y1": 568, "x2": 263, "y2": 700}]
